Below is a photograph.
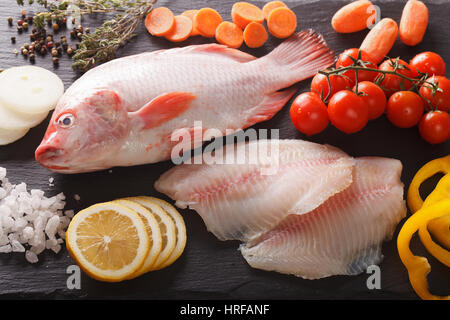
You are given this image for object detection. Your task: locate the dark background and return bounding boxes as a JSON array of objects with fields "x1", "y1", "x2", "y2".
[{"x1": 0, "y1": 0, "x2": 448, "y2": 299}]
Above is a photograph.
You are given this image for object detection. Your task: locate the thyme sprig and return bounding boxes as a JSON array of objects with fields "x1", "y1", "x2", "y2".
[
  {"x1": 17, "y1": 0, "x2": 158, "y2": 73},
  {"x1": 72, "y1": 0, "x2": 157, "y2": 73}
]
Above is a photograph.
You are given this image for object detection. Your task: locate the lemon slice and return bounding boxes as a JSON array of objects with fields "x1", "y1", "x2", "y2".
[
  {"x1": 138, "y1": 196, "x2": 187, "y2": 270},
  {"x1": 66, "y1": 202, "x2": 150, "y2": 282},
  {"x1": 125, "y1": 197, "x2": 176, "y2": 270},
  {"x1": 113, "y1": 199, "x2": 162, "y2": 277}
]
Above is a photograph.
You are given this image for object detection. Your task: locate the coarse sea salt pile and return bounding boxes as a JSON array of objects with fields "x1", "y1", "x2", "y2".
[{"x1": 0, "y1": 167, "x2": 73, "y2": 263}]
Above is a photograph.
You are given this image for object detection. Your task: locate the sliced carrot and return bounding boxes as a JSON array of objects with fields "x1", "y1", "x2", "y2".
[
  {"x1": 194, "y1": 8, "x2": 223, "y2": 38},
  {"x1": 267, "y1": 7, "x2": 297, "y2": 39},
  {"x1": 215, "y1": 21, "x2": 244, "y2": 49},
  {"x1": 145, "y1": 7, "x2": 175, "y2": 37},
  {"x1": 231, "y1": 2, "x2": 264, "y2": 29},
  {"x1": 243, "y1": 22, "x2": 268, "y2": 48},
  {"x1": 331, "y1": 0, "x2": 376, "y2": 33},
  {"x1": 181, "y1": 9, "x2": 200, "y2": 36},
  {"x1": 360, "y1": 18, "x2": 399, "y2": 64},
  {"x1": 262, "y1": 1, "x2": 288, "y2": 20},
  {"x1": 399, "y1": 0, "x2": 429, "y2": 46},
  {"x1": 165, "y1": 15, "x2": 193, "y2": 42}
]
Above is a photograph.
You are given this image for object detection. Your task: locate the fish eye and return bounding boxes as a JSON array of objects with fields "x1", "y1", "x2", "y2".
[{"x1": 57, "y1": 113, "x2": 74, "y2": 128}]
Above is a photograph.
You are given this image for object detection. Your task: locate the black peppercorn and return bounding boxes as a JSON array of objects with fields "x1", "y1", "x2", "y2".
[
  {"x1": 10, "y1": 36, "x2": 16, "y2": 44},
  {"x1": 7, "y1": 17, "x2": 13, "y2": 26},
  {"x1": 52, "y1": 57, "x2": 59, "y2": 65}
]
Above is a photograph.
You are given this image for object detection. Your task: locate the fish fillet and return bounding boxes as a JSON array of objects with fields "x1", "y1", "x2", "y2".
[
  {"x1": 155, "y1": 139, "x2": 355, "y2": 242},
  {"x1": 240, "y1": 157, "x2": 406, "y2": 279}
]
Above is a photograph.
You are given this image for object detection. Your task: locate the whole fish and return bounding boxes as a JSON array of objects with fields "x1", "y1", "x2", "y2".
[{"x1": 35, "y1": 30, "x2": 335, "y2": 173}]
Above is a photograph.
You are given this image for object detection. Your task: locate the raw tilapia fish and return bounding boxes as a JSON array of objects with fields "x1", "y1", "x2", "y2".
[
  {"x1": 35, "y1": 30, "x2": 334, "y2": 173},
  {"x1": 155, "y1": 139, "x2": 407, "y2": 279}
]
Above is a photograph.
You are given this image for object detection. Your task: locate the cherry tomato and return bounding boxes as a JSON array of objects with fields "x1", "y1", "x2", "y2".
[
  {"x1": 290, "y1": 92, "x2": 329, "y2": 136},
  {"x1": 310, "y1": 72, "x2": 349, "y2": 100},
  {"x1": 419, "y1": 76, "x2": 450, "y2": 112},
  {"x1": 354, "y1": 81, "x2": 387, "y2": 120},
  {"x1": 386, "y1": 91, "x2": 424, "y2": 128},
  {"x1": 409, "y1": 52, "x2": 446, "y2": 78},
  {"x1": 328, "y1": 90, "x2": 369, "y2": 134},
  {"x1": 336, "y1": 48, "x2": 378, "y2": 86},
  {"x1": 379, "y1": 59, "x2": 414, "y2": 96},
  {"x1": 419, "y1": 111, "x2": 450, "y2": 144}
]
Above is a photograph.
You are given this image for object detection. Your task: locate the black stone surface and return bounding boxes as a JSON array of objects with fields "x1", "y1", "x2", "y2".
[{"x1": 0, "y1": 0, "x2": 448, "y2": 299}]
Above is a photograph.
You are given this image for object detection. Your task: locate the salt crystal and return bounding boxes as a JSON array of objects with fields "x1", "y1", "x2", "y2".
[
  {"x1": 45, "y1": 215, "x2": 60, "y2": 239},
  {"x1": 51, "y1": 244, "x2": 61, "y2": 254},
  {"x1": 0, "y1": 234, "x2": 9, "y2": 246},
  {"x1": 46, "y1": 238, "x2": 58, "y2": 249},
  {"x1": 25, "y1": 250, "x2": 38, "y2": 263},
  {"x1": 0, "y1": 188, "x2": 6, "y2": 199},
  {"x1": 2, "y1": 216, "x2": 14, "y2": 230},
  {"x1": 0, "y1": 244, "x2": 12, "y2": 253},
  {"x1": 64, "y1": 210, "x2": 74, "y2": 218},
  {"x1": 22, "y1": 226, "x2": 34, "y2": 240},
  {"x1": 0, "y1": 167, "x2": 72, "y2": 263},
  {"x1": 0, "y1": 168, "x2": 6, "y2": 180},
  {"x1": 11, "y1": 240, "x2": 25, "y2": 252}
]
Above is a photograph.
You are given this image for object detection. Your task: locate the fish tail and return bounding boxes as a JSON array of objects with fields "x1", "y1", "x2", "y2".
[{"x1": 264, "y1": 29, "x2": 336, "y2": 84}]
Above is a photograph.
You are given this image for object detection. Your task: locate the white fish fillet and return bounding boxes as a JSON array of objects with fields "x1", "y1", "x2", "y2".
[
  {"x1": 155, "y1": 139, "x2": 355, "y2": 242},
  {"x1": 240, "y1": 157, "x2": 406, "y2": 279}
]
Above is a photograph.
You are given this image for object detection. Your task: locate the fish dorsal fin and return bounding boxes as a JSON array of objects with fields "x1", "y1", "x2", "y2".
[
  {"x1": 151, "y1": 44, "x2": 257, "y2": 63},
  {"x1": 129, "y1": 92, "x2": 196, "y2": 130}
]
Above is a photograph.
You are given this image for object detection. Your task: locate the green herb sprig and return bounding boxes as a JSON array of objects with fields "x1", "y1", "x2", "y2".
[
  {"x1": 72, "y1": 0, "x2": 157, "y2": 73},
  {"x1": 17, "y1": 0, "x2": 158, "y2": 73}
]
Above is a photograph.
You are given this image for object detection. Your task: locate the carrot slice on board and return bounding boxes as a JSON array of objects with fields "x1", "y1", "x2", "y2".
[
  {"x1": 267, "y1": 7, "x2": 297, "y2": 39},
  {"x1": 215, "y1": 21, "x2": 244, "y2": 49},
  {"x1": 194, "y1": 8, "x2": 223, "y2": 38},
  {"x1": 262, "y1": 1, "x2": 288, "y2": 20},
  {"x1": 243, "y1": 22, "x2": 268, "y2": 48},
  {"x1": 165, "y1": 15, "x2": 193, "y2": 42},
  {"x1": 145, "y1": 7, "x2": 175, "y2": 37},
  {"x1": 181, "y1": 9, "x2": 200, "y2": 36},
  {"x1": 231, "y1": 2, "x2": 264, "y2": 29}
]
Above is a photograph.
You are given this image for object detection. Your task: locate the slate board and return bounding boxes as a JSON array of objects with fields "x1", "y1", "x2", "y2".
[{"x1": 0, "y1": 0, "x2": 449, "y2": 300}]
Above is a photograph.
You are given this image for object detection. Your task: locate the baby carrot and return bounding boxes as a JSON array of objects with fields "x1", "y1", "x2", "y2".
[
  {"x1": 165, "y1": 15, "x2": 193, "y2": 42},
  {"x1": 181, "y1": 10, "x2": 200, "y2": 36},
  {"x1": 194, "y1": 8, "x2": 223, "y2": 38},
  {"x1": 215, "y1": 21, "x2": 244, "y2": 48},
  {"x1": 262, "y1": 1, "x2": 288, "y2": 20},
  {"x1": 231, "y1": 2, "x2": 265, "y2": 29},
  {"x1": 331, "y1": 0, "x2": 376, "y2": 33},
  {"x1": 360, "y1": 18, "x2": 399, "y2": 64},
  {"x1": 145, "y1": 7, "x2": 175, "y2": 37},
  {"x1": 399, "y1": 0, "x2": 429, "y2": 46},
  {"x1": 267, "y1": 7, "x2": 297, "y2": 39},
  {"x1": 243, "y1": 22, "x2": 268, "y2": 48}
]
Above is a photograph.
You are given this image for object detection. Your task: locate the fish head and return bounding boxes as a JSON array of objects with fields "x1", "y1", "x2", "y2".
[{"x1": 35, "y1": 88, "x2": 130, "y2": 173}]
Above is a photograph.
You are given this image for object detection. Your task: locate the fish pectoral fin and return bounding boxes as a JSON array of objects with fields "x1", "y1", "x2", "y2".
[
  {"x1": 129, "y1": 92, "x2": 196, "y2": 130},
  {"x1": 244, "y1": 87, "x2": 297, "y2": 127}
]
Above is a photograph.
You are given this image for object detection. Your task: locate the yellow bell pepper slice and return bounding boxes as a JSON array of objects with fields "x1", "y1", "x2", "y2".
[
  {"x1": 397, "y1": 199, "x2": 450, "y2": 300},
  {"x1": 426, "y1": 215, "x2": 450, "y2": 250},
  {"x1": 407, "y1": 155, "x2": 450, "y2": 213},
  {"x1": 419, "y1": 174, "x2": 450, "y2": 256}
]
